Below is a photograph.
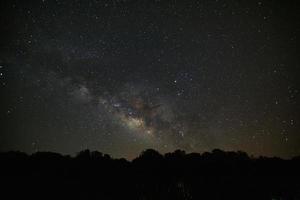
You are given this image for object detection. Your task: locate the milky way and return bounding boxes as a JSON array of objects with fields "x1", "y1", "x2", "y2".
[{"x1": 0, "y1": 0, "x2": 299, "y2": 159}]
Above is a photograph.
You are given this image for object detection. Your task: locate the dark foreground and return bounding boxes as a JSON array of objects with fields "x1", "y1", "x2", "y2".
[{"x1": 1, "y1": 149, "x2": 300, "y2": 200}]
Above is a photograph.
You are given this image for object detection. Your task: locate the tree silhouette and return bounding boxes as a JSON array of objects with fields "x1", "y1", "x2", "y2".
[{"x1": 0, "y1": 149, "x2": 299, "y2": 200}]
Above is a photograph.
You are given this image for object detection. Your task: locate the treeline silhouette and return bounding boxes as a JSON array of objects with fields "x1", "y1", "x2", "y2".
[{"x1": 1, "y1": 149, "x2": 300, "y2": 200}]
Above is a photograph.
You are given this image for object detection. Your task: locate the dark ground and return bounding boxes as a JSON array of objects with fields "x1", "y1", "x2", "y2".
[{"x1": 1, "y1": 149, "x2": 300, "y2": 200}]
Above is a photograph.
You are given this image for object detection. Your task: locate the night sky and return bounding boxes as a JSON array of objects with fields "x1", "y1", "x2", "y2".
[{"x1": 0, "y1": 0, "x2": 299, "y2": 159}]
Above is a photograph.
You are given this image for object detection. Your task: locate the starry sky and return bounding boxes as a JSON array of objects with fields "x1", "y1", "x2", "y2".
[{"x1": 0, "y1": 0, "x2": 299, "y2": 159}]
